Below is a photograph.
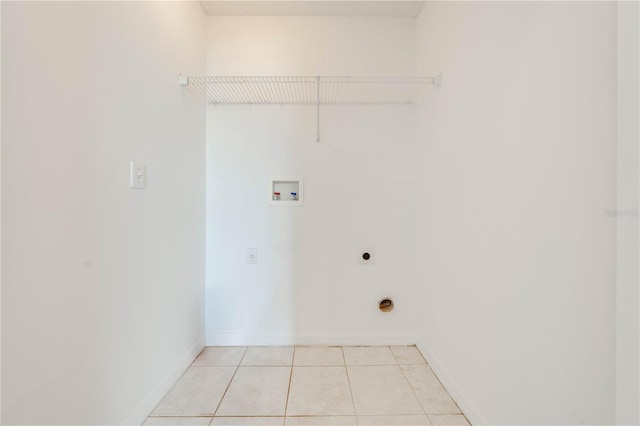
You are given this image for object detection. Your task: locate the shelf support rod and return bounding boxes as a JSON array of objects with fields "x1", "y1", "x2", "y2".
[{"x1": 316, "y1": 76, "x2": 321, "y2": 142}]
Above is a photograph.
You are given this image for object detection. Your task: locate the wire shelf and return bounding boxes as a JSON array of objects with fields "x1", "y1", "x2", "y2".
[{"x1": 184, "y1": 75, "x2": 441, "y2": 105}]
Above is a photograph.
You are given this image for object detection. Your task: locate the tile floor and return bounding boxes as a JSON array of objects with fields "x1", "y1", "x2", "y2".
[{"x1": 144, "y1": 346, "x2": 470, "y2": 426}]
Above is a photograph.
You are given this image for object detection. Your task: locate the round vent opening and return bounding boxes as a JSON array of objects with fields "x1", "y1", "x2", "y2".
[{"x1": 378, "y1": 298, "x2": 394, "y2": 313}]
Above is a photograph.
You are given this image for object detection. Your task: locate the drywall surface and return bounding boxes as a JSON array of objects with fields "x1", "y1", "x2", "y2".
[
  {"x1": 1, "y1": 2, "x2": 205, "y2": 424},
  {"x1": 415, "y1": 2, "x2": 617, "y2": 425},
  {"x1": 205, "y1": 16, "x2": 420, "y2": 345},
  {"x1": 0, "y1": 3, "x2": 3, "y2": 421},
  {"x1": 616, "y1": 2, "x2": 640, "y2": 424},
  {"x1": 206, "y1": 16, "x2": 416, "y2": 76}
]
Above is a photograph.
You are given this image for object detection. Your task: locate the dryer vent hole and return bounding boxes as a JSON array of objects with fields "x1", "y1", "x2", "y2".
[{"x1": 378, "y1": 298, "x2": 394, "y2": 312}]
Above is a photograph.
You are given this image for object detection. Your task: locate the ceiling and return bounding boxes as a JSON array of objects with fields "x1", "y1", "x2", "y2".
[{"x1": 199, "y1": 1, "x2": 425, "y2": 17}]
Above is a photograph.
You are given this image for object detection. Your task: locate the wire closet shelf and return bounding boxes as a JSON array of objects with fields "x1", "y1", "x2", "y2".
[{"x1": 182, "y1": 75, "x2": 442, "y2": 105}]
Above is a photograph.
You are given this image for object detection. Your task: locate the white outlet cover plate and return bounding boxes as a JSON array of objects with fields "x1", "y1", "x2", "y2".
[
  {"x1": 130, "y1": 161, "x2": 145, "y2": 189},
  {"x1": 360, "y1": 248, "x2": 375, "y2": 264},
  {"x1": 247, "y1": 248, "x2": 257, "y2": 264}
]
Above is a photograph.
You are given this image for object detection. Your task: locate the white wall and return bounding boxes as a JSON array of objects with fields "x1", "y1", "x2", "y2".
[
  {"x1": 2, "y1": 3, "x2": 629, "y2": 425},
  {"x1": 415, "y1": 2, "x2": 618, "y2": 425},
  {"x1": 205, "y1": 16, "x2": 421, "y2": 345},
  {"x1": 616, "y1": 2, "x2": 640, "y2": 424},
  {"x1": 0, "y1": 1, "x2": 3, "y2": 420},
  {"x1": 1, "y1": 2, "x2": 205, "y2": 424}
]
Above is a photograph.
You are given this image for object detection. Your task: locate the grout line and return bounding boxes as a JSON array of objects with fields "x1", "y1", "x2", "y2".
[
  {"x1": 341, "y1": 346, "x2": 359, "y2": 426},
  {"x1": 154, "y1": 414, "x2": 376, "y2": 419},
  {"x1": 425, "y1": 414, "x2": 434, "y2": 426},
  {"x1": 398, "y1": 357, "x2": 428, "y2": 417},
  {"x1": 146, "y1": 415, "x2": 214, "y2": 418},
  {"x1": 390, "y1": 345, "x2": 400, "y2": 366},
  {"x1": 285, "y1": 414, "x2": 360, "y2": 417},
  {"x1": 212, "y1": 347, "x2": 248, "y2": 417},
  {"x1": 358, "y1": 414, "x2": 436, "y2": 416},
  {"x1": 389, "y1": 343, "x2": 435, "y2": 420},
  {"x1": 409, "y1": 347, "x2": 465, "y2": 417},
  {"x1": 428, "y1": 414, "x2": 472, "y2": 426},
  {"x1": 423, "y1": 361, "x2": 465, "y2": 416},
  {"x1": 282, "y1": 349, "x2": 295, "y2": 426},
  {"x1": 203, "y1": 415, "x2": 284, "y2": 418}
]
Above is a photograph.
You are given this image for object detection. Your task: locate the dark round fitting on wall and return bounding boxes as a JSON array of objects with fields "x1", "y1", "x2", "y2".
[{"x1": 378, "y1": 298, "x2": 394, "y2": 312}]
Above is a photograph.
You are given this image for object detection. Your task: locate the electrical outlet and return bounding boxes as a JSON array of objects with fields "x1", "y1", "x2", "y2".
[
  {"x1": 360, "y1": 248, "x2": 375, "y2": 264},
  {"x1": 247, "y1": 248, "x2": 257, "y2": 264},
  {"x1": 130, "y1": 161, "x2": 145, "y2": 189}
]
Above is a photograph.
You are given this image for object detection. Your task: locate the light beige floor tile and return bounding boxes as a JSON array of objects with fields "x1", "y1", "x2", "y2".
[
  {"x1": 357, "y1": 415, "x2": 431, "y2": 425},
  {"x1": 192, "y1": 347, "x2": 247, "y2": 366},
  {"x1": 401, "y1": 365, "x2": 460, "y2": 414},
  {"x1": 241, "y1": 346, "x2": 294, "y2": 366},
  {"x1": 285, "y1": 416, "x2": 357, "y2": 425},
  {"x1": 347, "y1": 366, "x2": 423, "y2": 415},
  {"x1": 293, "y1": 347, "x2": 344, "y2": 366},
  {"x1": 149, "y1": 347, "x2": 467, "y2": 426},
  {"x1": 428, "y1": 414, "x2": 470, "y2": 426},
  {"x1": 210, "y1": 417, "x2": 284, "y2": 426},
  {"x1": 143, "y1": 417, "x2": 212, "y2": 426},
  {"x1": 286, "y1": 367, "x2": 355, "y2": 416},
  {"x1": 390, "y1": 347, "x2": 427, "y2": 365},
  {"x1": 343, "y1": 347, "x2": 397, "y2": 366},
  {"x1": 216, "y1": 367, "x2": 291, "y2": 416},
  {"x1": 151, "y1": 367, "x2": 236, "y2": 416}
]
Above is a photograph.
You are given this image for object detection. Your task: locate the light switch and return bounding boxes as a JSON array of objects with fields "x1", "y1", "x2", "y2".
[{"x1": 130, "y1": 161, "x2": 145, "y2": 189}]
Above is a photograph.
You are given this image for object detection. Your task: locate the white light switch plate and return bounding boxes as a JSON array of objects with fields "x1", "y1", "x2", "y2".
[{"x1": 130, "y1": 161, "x2": 145, "y2": 189}]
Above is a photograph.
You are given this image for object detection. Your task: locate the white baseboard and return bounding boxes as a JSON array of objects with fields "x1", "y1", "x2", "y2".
[
  {"x1": 122, "y1": 335, "x2": 205, "y2": 426},
  {"x1": 415, "y1": 339, "x2": 485, "y2": 426},
  {"x1": 206, "y1": 332, "x2": 417, "y2": 347}
]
